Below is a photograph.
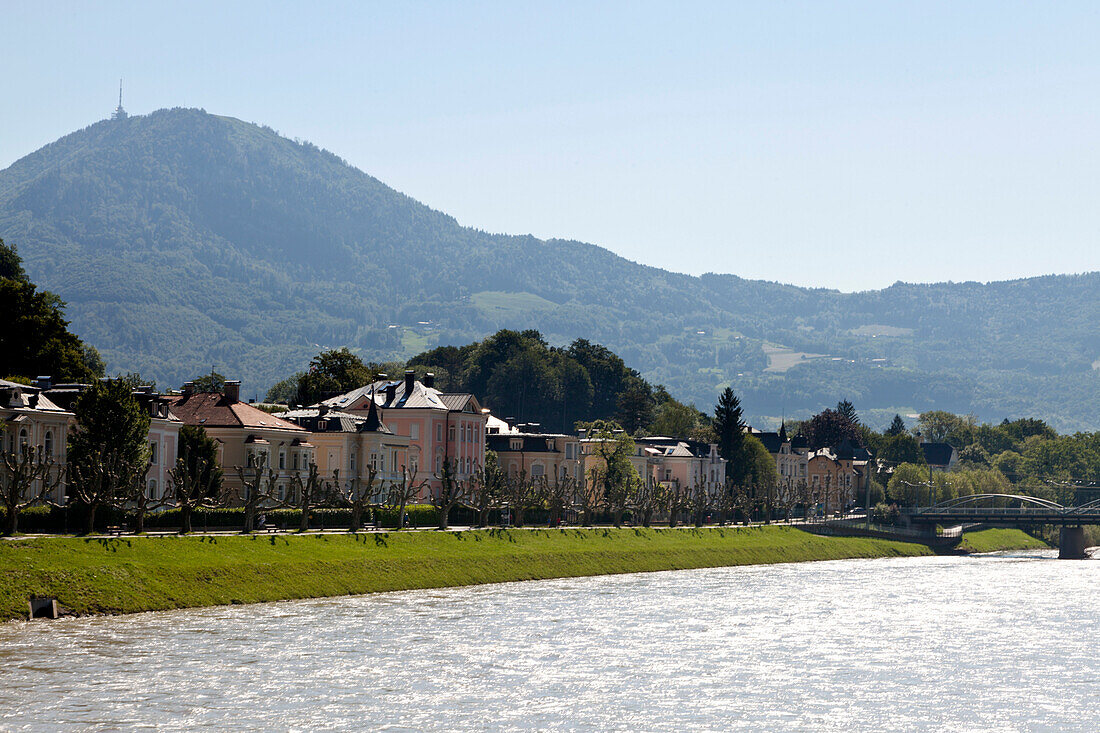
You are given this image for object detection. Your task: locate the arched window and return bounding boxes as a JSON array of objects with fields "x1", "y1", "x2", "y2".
[
  {"x1": 147, "y1": 479, "x2": 157, "y2": 500},
  {"x1": 44, "y1": 431, "x2": 53, "y2": 456},
  {"x1": 18, "y1": 428, "x2": 28, "y2": 450}
]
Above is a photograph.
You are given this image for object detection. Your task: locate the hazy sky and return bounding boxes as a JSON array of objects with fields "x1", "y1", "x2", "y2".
[{"x1": 5, "y1": 1, "x2": 1100, "y2": 291}]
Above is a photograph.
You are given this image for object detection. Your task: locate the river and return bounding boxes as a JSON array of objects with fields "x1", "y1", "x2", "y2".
[{"x1": 1, "y1": 549, "x2": 1097, "y2": 731}]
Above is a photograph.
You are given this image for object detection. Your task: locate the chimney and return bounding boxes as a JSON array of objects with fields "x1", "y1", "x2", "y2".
[
  {"x1": 384, "y1": 383, "x2": 397, "y2": 404},
  {"x1": 318, "y1": 404, "x2": 330, "y2": 417},
  {"x1": 36, "y1": 376, "x2": 52, "y2": 391},
  {"x1": 182, "y1": 381, "x2": 195, "y2": 398},
  {"x1": 404, "y1": 369, "x2": 415, "y2": 395},
  {"x1": 423, "y1": 372, "x2": 435, "y2": 389},
  {"x1": 528, "y1": 423, "x2": 540, "y2": 434},
  {"x1": 224, "y1": 380, "x2": 241, "y2": 403}
]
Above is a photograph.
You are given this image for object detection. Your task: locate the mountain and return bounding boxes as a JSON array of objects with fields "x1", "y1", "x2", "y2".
[{"x1": 0, "y1": 108, "x2": 1096, "y2": 430}]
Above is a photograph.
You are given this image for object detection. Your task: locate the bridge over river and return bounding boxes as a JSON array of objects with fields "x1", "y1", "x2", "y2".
[{"x1": 906, "y1": 494, "x2": 1100, "y2": 558}]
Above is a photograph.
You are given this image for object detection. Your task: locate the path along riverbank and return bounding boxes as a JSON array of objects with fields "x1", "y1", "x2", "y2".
[{"x1": 0, "y1": 526, "x2": 1046, "y2": 621}]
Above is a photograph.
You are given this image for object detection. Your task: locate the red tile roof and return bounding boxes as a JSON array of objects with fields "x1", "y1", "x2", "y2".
[{"x1": 165, "y1": 393, "x2": 306, "y2": 432}]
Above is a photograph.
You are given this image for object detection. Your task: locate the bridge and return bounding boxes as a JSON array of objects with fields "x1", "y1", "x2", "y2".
[{"x1": 906, "y1": 494, "x2": 1100, "y2": 559}]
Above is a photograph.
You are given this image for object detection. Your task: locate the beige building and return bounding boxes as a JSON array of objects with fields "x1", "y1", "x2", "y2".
[
  {"x1": 282, "y1": 399, "x2": 411, "y2": 494},
  {"x1": 0, "y1": 379, "x2": 73, "y2": 503},
  {"x1": 166, "y1": 380, "x2": 312, "y2": 501}
]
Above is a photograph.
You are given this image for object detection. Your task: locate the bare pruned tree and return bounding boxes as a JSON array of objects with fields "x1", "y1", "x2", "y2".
[
  {"x1": 118, "y1": 459, "x2": 169, "y2": 534},
  {"x1": 663, "y1": 479, "x2": 692, "y2": 528},
  {"x1": 503, "y1": 470, "x2": 537, "y2": 527},
  {"x1": 690, "y1": 477, "x2": 721, "y2": 527},
  {"x1": 539, "y1": 473, "x2": 576, "y2": 526},
  {"x1": 430, "y1": 459, "x2": 470, "y2": 530},
  {"x1": 469, "y1": 462, "x2": 503, "y2": 528},
  {"x1": 168, "y1": 454, "x2": 221, "y2": 533},
  {"x1": 233, "y1": 457, "x2": 281, "y2": 533},
  {"x1": 289, "y1": 461, "x2": 331, "y2": 532},
  {"x1": 386, "y1": 465, "x2": 425, "y2": 530},
  {"x1": 576, "y1": 467, "x2": 603, "y2": 526},
  {"x1": 629, "y1": 476, "x2": 665, "y2": 528},
  {"x1": 69, "y1": 451, "x2": 146, "y2": 535},
  {"x1": 1, "y1": 444, "x2": 63, "y2": 535},
  {"x1": 333, "y1": 466, "x2": 383, "y2": 532}
]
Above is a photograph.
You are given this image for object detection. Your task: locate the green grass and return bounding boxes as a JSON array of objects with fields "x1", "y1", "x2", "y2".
[
  {"x1": 0, "y1": 526, "x2": 1048, "y2": 621},
  {"x1": 471, "y1": 290, "x2": 558, "y2": 319},
  {"x1": 1, "y1": 527, "x2": 938, "y2": 620},
  {"x1": 956, "y1": 528, "x2": 1049, "y2": 553}
]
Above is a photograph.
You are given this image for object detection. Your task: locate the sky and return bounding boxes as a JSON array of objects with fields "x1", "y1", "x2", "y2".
[{"x1": 4, "y1": 1, "x2": 1100, "y2": 291}]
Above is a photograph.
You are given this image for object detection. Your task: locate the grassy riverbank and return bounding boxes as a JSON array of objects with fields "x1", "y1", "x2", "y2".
[
  {"x1": 0, "y1": 526, "x2": 1042, "y2": 621},
  {"x1": 956, "y1": 527, "x2": 1049, "y2": 553}
]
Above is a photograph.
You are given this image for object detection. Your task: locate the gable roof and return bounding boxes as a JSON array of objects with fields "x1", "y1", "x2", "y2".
[
  {"x1": 166, "y1": 393, "x2": 306, "y2": 432},
  {"x1": 0, "y1": 380, "x2": 71, "y2": 415},
  {"x1": 922, "y1": 442, "x2": 956, "y2": 467},
  {"x1": 320, "y1": 378, "x2": 481, "y2": 413}
]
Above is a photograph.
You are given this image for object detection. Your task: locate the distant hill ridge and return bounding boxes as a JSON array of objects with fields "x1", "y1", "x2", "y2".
[{"x1": 0, "y1": 108, "x2": 1096, "y2": 430}]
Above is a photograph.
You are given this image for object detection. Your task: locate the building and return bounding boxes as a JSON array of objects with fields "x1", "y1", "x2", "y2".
[
  {"x1": 41, "y1": 378, "x2": 181, "y2": 503},
  {"x1": 318, "y1": 371, "x2": 487, "y2": 491},
  {"x1": 634, "y1": 436, "x2": 727, "y2": 491},
  {"x1": 752, "y1": 424, "x2": 808, "y2": 487},
  {"x1": 0, "y1": 379, "x2": 74, "y2": 503},
  {"x1": 486, "y1": 417, "x2": 584, "y2": 484},
  {"x1": 805, "y1": 439, "x2": 872, "y2": 511},
  {"x1": 166, "y1": 380, "x2": 312, "y2": 501},
  {"x1": 132, "y1": 387, "x2": 182, "y2": 501},
  {"x1": 282, "y1": 398, "x2": 411, "y2": 492}
]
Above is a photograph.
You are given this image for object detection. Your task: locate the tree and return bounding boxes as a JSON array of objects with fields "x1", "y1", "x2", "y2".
[
  {"x1": 804, "y1": 408, "x2": 861, "y2": 450},
  {"x1": 119, "y1": 457, "x2": 163, "y2": 534},
  {"x1": 582, "y1": 420, "x2": 640, "y2": 526},
  {"x1": 836, "y1": 399, "x2": 860, "y2": 427},
  {"x1": 886, "y1": 463, "x2": 932, "y2": 506},
  {"x1": 877, "y1": 433, "x2": 925, "y2": 467},
  {"x1": 296, "y1": 348, "x2": 383, "y2": 405},
  {"x1": 470, "y1": 452, "x2": 504, "y2": 527},
  {"x1": 740, "y1": 434, "x2": 779, "y2": 496},
  {"x1": 168, "y1": 444, "x2": 221, "y2": 534},
  {"x1": 0, "y1": 241, "x2": 102, "y2": 383},
  {"x1": 332, "y1": 466, "x2": 383, "y2": 532},
  {"x1": 430, "y1": 459, "x2": 470, "y2": 530},
  {"x1": 663, "y1": 479, "x2": 692, "y2": 528},
  {"x1": 265, "y1": 372, "x2": 305, "y2": 403},
  {"x1": 290, "y1": 462, "x2": 329, "y2": 532},
  {"x1": 650, "y1": 399, "x2": 708, "y2": 440},
  {"x1": 538, "y1": 473, "x2": 576, "y2": 526},
  {"x1": 503, "y1": 470, "x2": 538, "y2": 527},
  {"x1": 886, "y1": 414, "x2": 907, "y2": 437},
  {"x1": 232, "y1": 455, "x2": 282, "y2": 533},
  {"x1": 386, "y1": 465, "x2": 425, "y2": 530},
  {"x1": 615, "y1": 377, "x2": 655, "y2": 435},
  {"x1": 629, "y1": 476, "x2": 665, "y2": 527},
  {"x1": 713, "y1": 388, "x2": 746, "y2": 482},
  {"x1": 191, "y1": 371, "x2": 226, "y2": 394},
  {"x1": 1, "y1": 444, "x2": 63, "y2": 535},
  {"x1": 0, "y1": 238, "x2": 27, "y2": 282},
  {"x1": 177, "y1": 426, "x2": 223, "y2": 499},
  {"x1": 67, "y1": 379, "x2": 151, "y2": 534}
]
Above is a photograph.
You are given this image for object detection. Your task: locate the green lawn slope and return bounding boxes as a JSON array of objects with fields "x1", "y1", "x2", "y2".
[{"x1": 0, "y1": 526, "x2": 1044, "y2": 621}]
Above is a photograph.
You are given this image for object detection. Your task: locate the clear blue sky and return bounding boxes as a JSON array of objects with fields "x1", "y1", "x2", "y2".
[{"x1": 4, "y1": 1, "x2": 1100, "y2": 291}]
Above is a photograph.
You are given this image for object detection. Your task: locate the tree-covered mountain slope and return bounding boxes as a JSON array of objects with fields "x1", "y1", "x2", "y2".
[{"x1": 0, "y1": 108, "x2": 1096, "y2": 430}]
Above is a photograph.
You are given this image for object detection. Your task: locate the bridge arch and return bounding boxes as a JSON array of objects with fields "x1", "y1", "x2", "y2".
[{"x1": 918, "y1": 493, "x2": 1065, "y2": 512}]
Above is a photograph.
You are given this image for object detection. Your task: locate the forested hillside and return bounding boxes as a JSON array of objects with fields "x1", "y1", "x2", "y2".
[{"x1": 0, "y1": 108, "x2": 1095, "y2": 430}]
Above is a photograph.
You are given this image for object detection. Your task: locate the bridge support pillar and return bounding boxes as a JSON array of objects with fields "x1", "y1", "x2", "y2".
[{"x1": 1059, "y1": 526, "x2": 1087, "y2": 560}]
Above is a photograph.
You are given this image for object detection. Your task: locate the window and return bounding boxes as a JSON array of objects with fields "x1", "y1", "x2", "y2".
[
  {"x1": 44, "y1": 431, "x2": 53, "y2": 456},
  {"x1": 531, "y1": 463, "x2": 544, "y2": 478},
  {"x1": 279, "y1": 451, "x2": 286, "y2": 470},
  {"x1": 411, "y1": 423, "x2": 420, "y2": 440},
  {"x1": 392, "y1": 450, "x2": 399, "y2": 471},
  {"x1": 448, "y1": 425, "x2": 455, "y2": 442},
  {"x1": 149, "y1": 441, "x2": 158, "y2": 465},
  {"x1": 18, "y1": 428, "x2": 28, "y2": 450},
  {"x1": 293, "y1": 453, "x2": 300, "y2": 470},
  {"x1": 147, "y1": 479, "x2": 157, "y2": 500},
  {"x1": 350, "y1": 450, "x2": 356, "y2": 471},
  {"x1": 436, "y1": 424, "x2": 442, "y2": 443}
]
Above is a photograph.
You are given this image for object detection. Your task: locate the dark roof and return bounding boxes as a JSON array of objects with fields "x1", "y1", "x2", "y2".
[
  {"x1": 922, "y1": 442, "x2": 956, "y2": 466},
  {"x1": 634, "y1": 436, "x2": 714, "y2": 459},
  {"x1": 281, "y1": 406, "x2": 393, "y2": 435},
  {"x1": 486, "y1": 434, "x2": 561, "y2": 453},
  {"x1": 754, "y1": 432, "x2": 782, "y2": 454}
]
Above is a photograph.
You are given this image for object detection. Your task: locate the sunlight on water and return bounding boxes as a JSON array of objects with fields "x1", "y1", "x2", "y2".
[{"x1": 2, "y1": 550, "x2": 1098, "y2": 731}]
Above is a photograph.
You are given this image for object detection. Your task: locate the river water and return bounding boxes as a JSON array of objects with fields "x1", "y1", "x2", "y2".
[{"x1": 1, "y1": 549, "x2": 1098, "y2": 731}]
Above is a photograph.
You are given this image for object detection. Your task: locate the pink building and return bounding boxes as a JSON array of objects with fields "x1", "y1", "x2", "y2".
[{"x1": 318, "y1": 371, "x2": 486, "y2": 492}]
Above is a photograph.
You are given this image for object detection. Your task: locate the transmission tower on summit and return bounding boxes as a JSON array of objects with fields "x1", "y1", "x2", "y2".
[{"x1": 111, "y1": 79, "x2": 127, "y2": 120}]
